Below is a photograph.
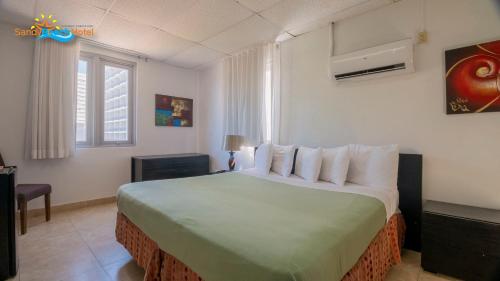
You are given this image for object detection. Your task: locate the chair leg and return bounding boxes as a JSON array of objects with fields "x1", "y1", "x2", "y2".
[
  {"x1": 20, "y1": 199, "x2": 27, "y2": 235},
  {"x1": 45, "y1": 193, "x2": 51, "y2": 221}
]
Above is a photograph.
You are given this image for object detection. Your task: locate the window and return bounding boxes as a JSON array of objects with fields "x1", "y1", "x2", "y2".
[
  {"x1": 76, "y1": 59, "x2": 89, "y2": 143},
  {"x1": 76, "y1": 53, "x2": 135, "y2": 147},
  {"x1": 103, "y1": 64, "x2": 130, "y2": 143}
]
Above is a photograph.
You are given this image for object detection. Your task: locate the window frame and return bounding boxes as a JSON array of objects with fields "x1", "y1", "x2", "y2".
[
  {"x1": 76, "y1": 51, "x2": 136, "y2": 148},
  {"x1": 76, "y1": 55, "x2": 93, "y2": 147}
]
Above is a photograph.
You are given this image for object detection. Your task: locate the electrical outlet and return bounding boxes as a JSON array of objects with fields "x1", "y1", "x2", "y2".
[{"x1": 418, "y1": 31, "x2": 428, "y2": 43}]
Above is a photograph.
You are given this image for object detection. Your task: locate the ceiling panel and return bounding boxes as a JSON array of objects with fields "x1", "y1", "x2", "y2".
[
  {"x1": 36, "y1": 0, "x2": 106, "y2": 28},
  {"x1": 261, "y1": 0, "x2": 369, "y2": 32},
  {"x1": 202, "y1": 15, "x2": 281, "y2": 54},
  {"x1": 94, "y1": 13, "x2": 155, "y2": 51},
  {"x1": 0, "y1": 0, "x2": 36, "y2": 27},
  {"x1": 110, "y1": 0, "x2": 197, "y2": 29},
  {"x1": 74, "y1": 0, "x2": 115, "y2": 10},
  {"x1": 161, "y1": 0, "x2": 253, "y2": 42},
  {"x1": 287, "y1": 0, "x2": 389, "y2": 36},
  {"x1": 166, "y1": 45, "x2": 226, "y2": 68},
  {"x1": 236, "y1": 0, "x2": 283, "y2": 13},
  {"x1": 0, "y1": 0, "x2": 389, "y2": 68},
  {"x1": 135, "y1": 29, "x2": 195, "y2": 61}
]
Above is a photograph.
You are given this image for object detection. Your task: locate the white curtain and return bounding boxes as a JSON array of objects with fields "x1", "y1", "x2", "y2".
[
  {"x1": 223, "y1": 43, "x2": 280, "y2": 147},
  {"x1": 269, "y1": 43, "x2": 280, "y2": 144},
  {"x1": 26, "y1": 39, "x2": 80, "y2": 159}
]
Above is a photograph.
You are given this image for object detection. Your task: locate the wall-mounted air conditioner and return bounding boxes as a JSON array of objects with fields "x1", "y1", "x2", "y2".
[{"x1": 330, "y1": 38, "x2": 414, "y2": 81}]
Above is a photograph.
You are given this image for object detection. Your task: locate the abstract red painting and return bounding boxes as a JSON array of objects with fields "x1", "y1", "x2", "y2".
[{"x1": 445, "y1": 39, "x2": 500, "y2": 114}]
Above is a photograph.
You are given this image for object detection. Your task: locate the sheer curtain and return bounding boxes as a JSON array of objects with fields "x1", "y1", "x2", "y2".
[
  {"x1": 26, "y1": 39, "x2": 80, "y2": 159},
  {"x1": 223, "y1": 43, "x2": 280, "y2": 147},
  {"x1": 268, "y1": 43, "x2": 280, "y2": 144}
]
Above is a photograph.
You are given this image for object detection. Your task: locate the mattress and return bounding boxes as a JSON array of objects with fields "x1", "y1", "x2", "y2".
[
  {"x1": 241, "y1": 168, "x2": 399, "y2": 221},
  {"x1": 117, "y1": 172, "x2": 389, "y2": 281}
]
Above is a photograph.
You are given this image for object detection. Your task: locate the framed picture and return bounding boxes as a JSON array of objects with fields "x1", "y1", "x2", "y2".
[
  {"x1": 155, "y1": 94, "x2": 193, "y2": 127},
  {"x1": 445, "y1": 39, "x2": 500, "y2": 114}
]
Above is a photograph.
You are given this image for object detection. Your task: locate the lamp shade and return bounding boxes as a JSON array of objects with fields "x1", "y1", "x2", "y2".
[{"x1": 224, "y1": 135, "x2": 244, "y2": 151}]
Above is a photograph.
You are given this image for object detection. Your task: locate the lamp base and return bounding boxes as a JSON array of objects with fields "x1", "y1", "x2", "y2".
[{"x1": 228, "y1": 151, "x2": 235, "y2": 171}]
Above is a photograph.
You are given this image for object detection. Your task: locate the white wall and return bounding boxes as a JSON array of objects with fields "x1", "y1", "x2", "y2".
[
  {"x1": 199, "y1": 0, "x2": 500, "y2": 209},
  {"x1": 197, "y1": 63, "x2": 226, "y2": 171},
  {"x1": 279, "y1": 0, "x2": 500, "y2": 209},
  {"x1": 0, "y1": 23, "x2": 199, "y2": 209}
]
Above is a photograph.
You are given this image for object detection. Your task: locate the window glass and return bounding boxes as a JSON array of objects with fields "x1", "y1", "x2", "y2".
[
  {"x1": 103, "y1": 64, "x2": 129, "y2": 142},
  {"x1": 76, "y1": 60, "x2": 88, "y2": 143}
]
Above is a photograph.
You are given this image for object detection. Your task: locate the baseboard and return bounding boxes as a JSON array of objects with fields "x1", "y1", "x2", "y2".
[{"x1": 25, "y1": 196, "x2": 116, "y2": 218}]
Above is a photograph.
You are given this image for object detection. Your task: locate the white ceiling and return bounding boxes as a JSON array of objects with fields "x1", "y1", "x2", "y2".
[{"x1": 0, "y1": 0, "x2": 394, "y2": 69}]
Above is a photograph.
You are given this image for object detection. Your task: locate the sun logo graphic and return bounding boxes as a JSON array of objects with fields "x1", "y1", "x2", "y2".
[
  {"x1": 29, "y1": 13, "x2": 75, "y2": 43},
  {"x1": 31, "y1": 13, "x2": 59, "y2": 33}
]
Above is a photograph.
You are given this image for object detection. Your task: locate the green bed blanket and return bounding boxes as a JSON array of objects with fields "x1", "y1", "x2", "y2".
[{"x1": 117, "y1": 172, "x2": 386, "y2": 281}]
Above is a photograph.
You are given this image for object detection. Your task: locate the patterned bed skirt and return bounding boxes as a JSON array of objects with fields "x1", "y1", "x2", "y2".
[{"x1": 116, "y1": 212, "x2": 406, "y2": 281}]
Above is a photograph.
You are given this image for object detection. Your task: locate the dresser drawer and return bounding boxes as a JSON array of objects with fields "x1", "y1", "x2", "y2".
[
  {"x1": 142, "y1": 156, "x2": 208, "y2": 170},
  {"x1": 423, "y1": 213, "x2": 500, "y2": 257},
  {"x1": 142, "y1": 167, "x2": 208, "y2": 180},
  {"x1": 422, "y1": 211, "x2": 500, "y2": 281}
]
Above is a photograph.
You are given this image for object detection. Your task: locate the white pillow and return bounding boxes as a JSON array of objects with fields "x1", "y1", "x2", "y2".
[
  {"x1": 294, "y1": 146, "x2": 323, "y2": 182},
  {"x1": 346, "y1": 144, "x2": 399, "y2": 189},
  {"x1": 271, "y1": 145, "x2": 296, "y2": 177},
  {"x1": 255, "y1": 143, "x2": 273, "y2": 175},
  {"x1": 319, "y1": 146, "x2": 350, "y2": 186}
]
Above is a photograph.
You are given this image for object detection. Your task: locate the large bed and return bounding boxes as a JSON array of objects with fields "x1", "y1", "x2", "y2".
[{"x1": 115, "y1": 154, "x2": 422, "y2": 281}]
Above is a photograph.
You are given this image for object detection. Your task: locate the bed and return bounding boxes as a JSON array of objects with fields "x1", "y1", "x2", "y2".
[{"x1": 115, "y1": 154, "x2": 422, "y2": 281}]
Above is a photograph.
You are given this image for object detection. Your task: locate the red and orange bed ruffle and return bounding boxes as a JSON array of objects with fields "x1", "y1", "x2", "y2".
[{"x1": 116, "y1": 212, "x2": 405, "y2": 281}]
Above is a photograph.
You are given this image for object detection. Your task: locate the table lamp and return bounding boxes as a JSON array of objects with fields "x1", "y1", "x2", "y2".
[{"x1": 224, "y1": 135, "x2": 244, "y2": 171}]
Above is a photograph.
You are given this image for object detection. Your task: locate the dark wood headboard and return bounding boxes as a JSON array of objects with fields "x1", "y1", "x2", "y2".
[{"x1": 397, "y1": 153, "x2": 423, "y2": 252}]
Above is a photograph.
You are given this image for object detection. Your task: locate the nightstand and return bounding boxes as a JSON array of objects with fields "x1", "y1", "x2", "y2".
[{"x1": 422, "y1": 200, "x2": 500, "y2": 281}]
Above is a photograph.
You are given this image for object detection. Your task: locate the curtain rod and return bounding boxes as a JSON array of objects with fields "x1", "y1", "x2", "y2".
[{"x1": 78, "y1": 37, "x2": 151, "y2": 61}]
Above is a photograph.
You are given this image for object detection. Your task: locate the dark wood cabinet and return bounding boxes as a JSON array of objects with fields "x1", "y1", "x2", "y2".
[
  {"x1": 131, "y1": 153, "x2": 209, "y2": 182},
  {"x1": 0, "y1": 167, "x2": 18, "y2": 279},
  {"x1": 422, "y1": 200, "x2": 500, "y2": 281}
]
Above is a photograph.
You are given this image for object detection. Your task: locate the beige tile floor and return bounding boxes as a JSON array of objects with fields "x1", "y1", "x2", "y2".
[{"x1": 8, "y1": 203, "x2": 460, "y2": 281}]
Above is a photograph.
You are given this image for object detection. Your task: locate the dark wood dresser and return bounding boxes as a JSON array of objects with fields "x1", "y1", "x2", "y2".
[
  {"x1": 131, "y1": 153, "x2": 209, "y2": 182},
  {"x1": 0, "y1": 167, "x2": 18, "y2": 279},
  {"x1": 422, "y1": 200, "x2": 500, "y2": 281}
]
